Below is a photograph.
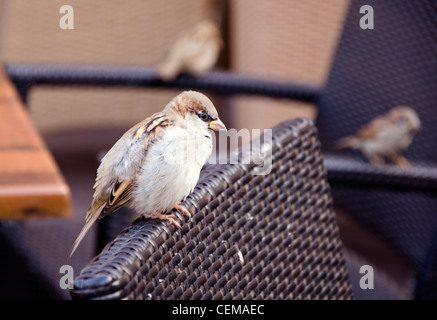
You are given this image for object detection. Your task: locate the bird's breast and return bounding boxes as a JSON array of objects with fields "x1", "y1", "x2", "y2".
[{"x1": 131, "y1": 127, "x2": 212, "y2": 215}]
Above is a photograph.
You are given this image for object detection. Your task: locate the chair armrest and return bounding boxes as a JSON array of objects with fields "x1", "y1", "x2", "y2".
[
  {"x1": 324, "y1": 153, "x2": 437, "y2": 191},
  {"x1": 4, "y1": 63, "x2": 322, "y2": 103}
]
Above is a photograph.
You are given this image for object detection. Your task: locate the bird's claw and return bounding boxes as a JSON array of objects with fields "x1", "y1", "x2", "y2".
[
  {"x1": 392, "y1": 155, "x2": 411, "y2": 170},
  {"x1": 150, "y1": 213, "x2": 182, "y2": 229},
  {"x1": 173, "y1": 203, "x2": 192, "y2": 219}
]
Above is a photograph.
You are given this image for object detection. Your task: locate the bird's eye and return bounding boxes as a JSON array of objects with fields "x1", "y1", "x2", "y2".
[{"x1": 197, "y1": 111, "x2": 212, "y2": 122}]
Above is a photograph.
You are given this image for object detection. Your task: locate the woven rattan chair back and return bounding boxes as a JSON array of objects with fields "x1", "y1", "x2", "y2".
[{"x1": 71, "y1": 118, "x2": 353, "y2": 300}]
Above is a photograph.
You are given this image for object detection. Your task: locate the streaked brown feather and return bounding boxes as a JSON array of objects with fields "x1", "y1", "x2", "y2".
[
  {"x1": 71, "y1": 112, "x2": 172, "y2": 257},
  {"x1": 336, "y1": 116, "x2": 388, "y2": 149},
  {"x1": 88, "y1": 114, "x2": 170, "y2": 220},
  {"x1": 355, "y1": 117, "x2": 388, "y2": 140},
  {"x1": 98, "y1": 179, "x2": 135, "y2": 219}
]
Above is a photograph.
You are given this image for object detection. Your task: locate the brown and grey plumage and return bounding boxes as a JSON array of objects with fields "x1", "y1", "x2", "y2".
[
  {"x1": 70, "y1": 91, "x2": 226, "y2": 256},
  {"x1": 336, "y1": 106, "x2": 421, "y2": 169},
  {"x1": 157, "y1": 20, "x2": 223, "y2": 81}
]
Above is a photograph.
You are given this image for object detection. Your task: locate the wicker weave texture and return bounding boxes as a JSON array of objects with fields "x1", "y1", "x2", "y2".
[{"x1": 71, "y1": 118, "x2": 353, "y2": 300}]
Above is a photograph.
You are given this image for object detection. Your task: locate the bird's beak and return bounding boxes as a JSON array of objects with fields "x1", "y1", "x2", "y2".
[{"x1": 209, "y1": 119, "x2": 227, "y2": 132}]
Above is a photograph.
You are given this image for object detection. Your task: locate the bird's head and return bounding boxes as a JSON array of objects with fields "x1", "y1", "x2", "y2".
[
  {"x1": 389, "y1": 106, "x2": 421, "y2": 132},
  {"x1": 165, "y1": 90, "x2": 227, "y2": 133},
  {"x1": 192, "y1": 20, "x2": 223, "y2": 48}
]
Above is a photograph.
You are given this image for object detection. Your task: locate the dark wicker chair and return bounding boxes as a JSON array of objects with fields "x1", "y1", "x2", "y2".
[
  {"x1": 315, "y1": 0, "x2": 437, "y2": 300},
  {"x1": 70, "y1": 118, "x2": 353, "y2": 300}
]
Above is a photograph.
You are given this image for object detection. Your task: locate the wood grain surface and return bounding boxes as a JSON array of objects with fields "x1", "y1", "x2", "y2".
[{"x1": 0, "y1": 65, "x2": 71, "y2": 219}]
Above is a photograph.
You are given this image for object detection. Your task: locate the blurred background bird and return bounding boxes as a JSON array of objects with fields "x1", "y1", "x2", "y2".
[
  {"x1": 336, "y1": 106, "x2": 421, "y2": 169},
  {"x1": 157, "y1": 19, "x2": 223, "y2": 81}
]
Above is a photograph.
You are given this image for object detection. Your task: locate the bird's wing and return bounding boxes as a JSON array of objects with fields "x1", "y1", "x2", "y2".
[
  {"x1": 70, "y1": 179, "x2": 135, "y2": 257},
  {"x1": 98, "y1": 179, "x2": 135, "y2": 219},
  {"x1": 355, "y1": 116, "x2": 388, "y2": 140},
  {"x1": 90, "y1": 112, "x2": 172, "y2": 219},
  {"x1": 336, "y1": 115, "x2": 389, "y2": 149},
  {"x1": 71, "y1": 112, "x2": 171, "y2": 256}
]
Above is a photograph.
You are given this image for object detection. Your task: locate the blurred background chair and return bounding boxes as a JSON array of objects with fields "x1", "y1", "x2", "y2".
[
  {"x1": 71, "y1": 118, "x2": 353, "y2": 300},
  {"x1": 314, "y1": 0, "x2": 437, "y2": 300}
]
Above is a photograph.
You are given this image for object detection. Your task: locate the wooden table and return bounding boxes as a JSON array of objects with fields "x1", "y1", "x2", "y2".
[{"x1": 0, "y1": 66, "x2": 71, "y2": 219}]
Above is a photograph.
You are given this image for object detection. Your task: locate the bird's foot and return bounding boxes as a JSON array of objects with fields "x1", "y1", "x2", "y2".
[
  {"x1": 173, "y1": 202, "x2": 192, "y2": 219},
  {"x1": 149, "y1": 213, "x2": 182, "y2": 229},
  {"x1": 390, "y1": 154, "x2": 411, "y2": 170},
  {"x1": 365, "y1": 153, "x2": 385, "y2": 167},
  {"x1": 137, "y1": 203, "x2": 190, "y2": 229}
]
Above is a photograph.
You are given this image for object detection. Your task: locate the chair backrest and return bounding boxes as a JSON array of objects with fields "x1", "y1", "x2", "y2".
[
  {"x1": 71, "y1": 118, "x2": 353, "y2": 300},
  {"x1": 315, "y1": 0, "x2": 437, "y2": 297}
]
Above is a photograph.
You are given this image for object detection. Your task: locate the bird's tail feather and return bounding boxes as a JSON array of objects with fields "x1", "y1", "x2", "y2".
[
  {"x1": 70, "y1": 204, "x2": 104, "y2": 257},
  {"x1": 335, "y1": 135, "x2": 361, "y2": 150}
]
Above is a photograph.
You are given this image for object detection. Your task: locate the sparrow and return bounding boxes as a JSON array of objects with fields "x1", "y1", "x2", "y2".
[
  {"x1": 336, "y1": 106, "x2": 421, "y2": 169},
  {"x1": 70, "y1": 91, "x2": 227, "y2": 256},
  {"x1": 157, "y1": 20, "x2": 223, "y2": 81}
]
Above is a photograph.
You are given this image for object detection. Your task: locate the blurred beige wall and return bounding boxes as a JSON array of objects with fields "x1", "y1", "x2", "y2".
[
  {"x1": 229, "y1": 0, "x2": 350, "y2": 131},
  {"x1": 0, "y1": 0, "x2": 214, "y2": 134},
  {"x1": 0, "y1": 0, "x2": 214, "y2": 65}
]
